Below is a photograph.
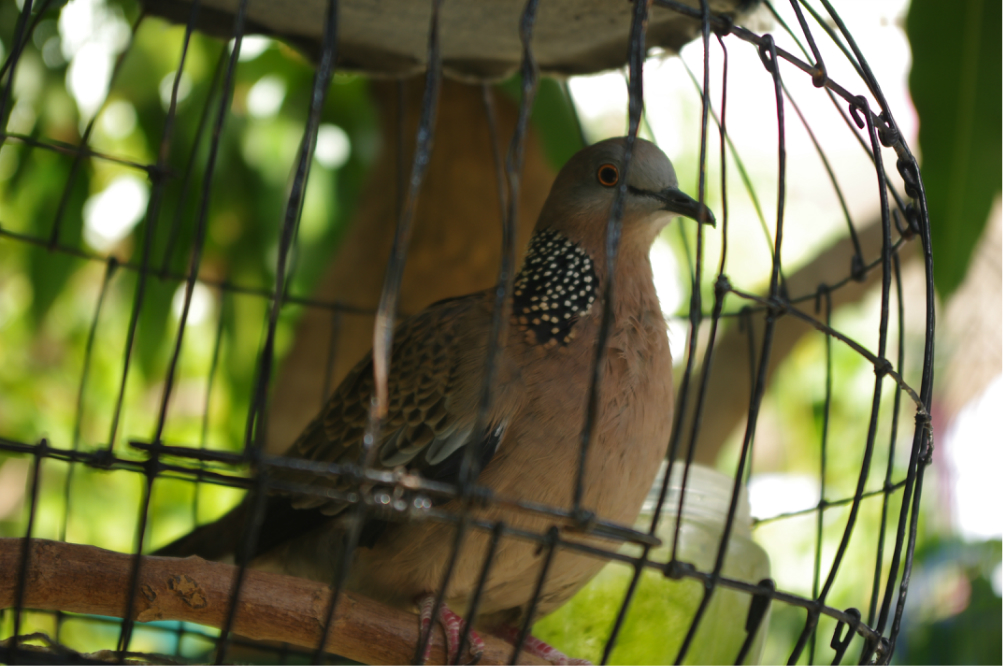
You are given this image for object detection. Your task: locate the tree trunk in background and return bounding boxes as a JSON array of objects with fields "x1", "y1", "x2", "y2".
[
  {"x1": 266, "y1": 79, "x2": 553, "y2": 454},
  {"x1": 685, "y1": 215, "x2": 920, "y2": 465}
]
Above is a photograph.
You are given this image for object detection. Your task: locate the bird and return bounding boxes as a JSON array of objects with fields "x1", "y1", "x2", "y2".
[{"x1": 155, "y1": 137, "x2": 714, "y2": 664}]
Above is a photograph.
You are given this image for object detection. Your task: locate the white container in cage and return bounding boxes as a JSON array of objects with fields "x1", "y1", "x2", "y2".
[{"x1": 536, "y1": 462, "x2": 771, "y2": 664}]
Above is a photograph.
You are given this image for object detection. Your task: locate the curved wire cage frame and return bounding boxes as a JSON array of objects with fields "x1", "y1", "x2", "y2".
[{"x1": 0, "y1": 0, "x2": 934, "y2": 664}]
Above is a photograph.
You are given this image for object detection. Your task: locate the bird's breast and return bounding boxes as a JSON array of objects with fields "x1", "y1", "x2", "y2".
[{"x1": 488, "y1": 306, "x2": 673, "y2": 524}]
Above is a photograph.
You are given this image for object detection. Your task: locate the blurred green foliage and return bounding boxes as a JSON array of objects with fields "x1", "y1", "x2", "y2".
[
  {"x1": 0, "y1": 0, "x2": 376, "y2": 654},
  {"x1": 894, "y1": 538, "x2": 1002, "y2": 665},
  {"x1": 907, "y1": 0, "x2": 1002, "y2": 298}
]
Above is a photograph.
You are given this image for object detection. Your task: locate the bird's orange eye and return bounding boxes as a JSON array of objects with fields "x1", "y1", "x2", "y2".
[{"x1": 597, "y1": 164, "x2": 619, "y2": 187}]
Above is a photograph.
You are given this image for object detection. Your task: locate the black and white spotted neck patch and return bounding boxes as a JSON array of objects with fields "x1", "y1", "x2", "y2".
[{"x1": 512, "y1": 228, "x2": 598, "y2": 347}]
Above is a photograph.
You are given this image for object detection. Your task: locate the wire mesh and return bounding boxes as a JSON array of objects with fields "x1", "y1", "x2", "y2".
[{"x1": 0, "y1": 0, "x2": 934, "y2": 664}]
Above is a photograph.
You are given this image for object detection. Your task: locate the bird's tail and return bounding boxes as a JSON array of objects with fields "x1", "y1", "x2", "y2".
[{"x1": 151, "y1": 502, "x2": 248, "y2": 560}]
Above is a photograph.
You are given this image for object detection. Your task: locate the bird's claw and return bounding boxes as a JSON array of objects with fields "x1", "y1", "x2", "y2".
[
  {"x1": 418, "y1": 594, "x2": 485, "y2": 665},
  {"x1": 491, "y1": 624, "x2": 593, "y2": 665}
]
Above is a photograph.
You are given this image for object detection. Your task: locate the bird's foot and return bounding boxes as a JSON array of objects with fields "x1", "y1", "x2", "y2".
[
  {"x1": 417, "y1": 594, "x2": 485, "y2": 664},
  {"x1": 491, "y1": 624, "x2": 592, "y2": 665}
]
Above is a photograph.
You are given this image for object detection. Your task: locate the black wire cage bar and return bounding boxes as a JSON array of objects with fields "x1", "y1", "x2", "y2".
[{"x1": 0, "y1": 0, "x2": 934, "y2": 664}]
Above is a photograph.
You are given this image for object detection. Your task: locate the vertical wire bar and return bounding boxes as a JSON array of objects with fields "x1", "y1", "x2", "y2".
[
  {"x1": 789, "y1": 610, "x2": 818, "y2": 665},
  {"x1": 180, "y1": 0, "x2": 249, "y2": 656},
  {"x1": 307, "y1": 502, "x2": 365, "y2": 664},
  {"x1": 0, "y1": 0, "x2": 35, "y2": 139},
  {"x1": 106, "y1": 0, "x2": 218, "y2": 454},
  {"x1": 1, "y1": 0, "x2": 60, "y2": 134},
  {"x1": 304, "y1": 35, "x2": 416, "y2": 666},
  {"x1": 65, "y1": 258, "x2": 119, "y2": 512},
  {"x1": 863, "y1": 253, "x2": 903, "y2": 640},
  {"x1": 459, "y1": 1, "x2": 538, "y2": 494},
  {"x1": 116, "y1": 456, "x2": 159, "y2": 657},
  {"x1": 214, "y1": 466, "x2": 269, "y2": 664},
  {"x1": 508, "y1": 527, "x2": 560, "y2": 665},
  {"x1": 298, "y1": 5, "x2": 440, "y2": 664},
  {"x1": 572, "y1": 0, "x2": 650, "y2": 515},
  {"x1": 422, "y1": 3, "x2": 541, "y2": 657},
  {"x1": 413, "y1": 515, "x2": 470, "y2": 665},
  {"x1": 733, "y1": 578, "x2": 775, "y2": 665},
  {"x1": 320, "y1": 310, "x2": 342, "y2": 406},
  {"x1": 787, "y1": 94, "x2": 898, "y2": 666},
  {"x1": 605, "y1": 0, "x2": 692, "y2": 653},
  {"x1": 193, "y1": 289, "x2": 227, "y2": 525},
  {"x1": 885, "y1": 180, "x2": 935, "y2": 663},
  {"x1": 0, "y1": 0, "x2": 41, "y2": 80},
  {"x1": 239, "y1": 305, "x2": 272, "y2": 465},
  {"x1": 168, "y1": 289, "x2": 225, "y2": 659},
  {"x1": 452, "y1": 83, "x2": 517, "y2": 661},
  {"x1": 680, "y1": 60, "x2": 774, "y2": 269},
  {"x1": 886, "y1": 432, "x2": 929, "y2": 662},
  {"x1": 361, "y1": 0, "x2": 444, "y2": 467},
  {"x1": 456, "y1": 522, "x2": 506, "y2": 660},
  {"x1": 160, "y1": 44, "x2": 228, "y2": 277},
  {"x1": 55, "y1": 257, "x2": 118, "y2": 643},
  {"x1": 47, "y1": 9, "x2": 146, "y2": 247},
  {"x1": 781, "y1": 82, "x2": 862, "y2": 265},
  {"x1": 874, "y1": 258, "x2": 927, "y2": 636},
  {"x1": 10, "y1": 439, "x2": 44, "y2": 659},
  {"x1": 670, "y1": 0, "x2": 716, "y2": 563},
  {"x1": 601, "y1": 556, "x2": 643, "y2": 665},
  {"x1": 395, "y1": 80, "x2": 407, "y2": 222},
  {"x1": 809, "y1": 287, "x2": 833, "y2": 663},
  {"x1": 669, "y1": 24, "x2": 734, "y2": 657},
  {"x1": 676, "y1": 31, "x2": 787, "y2": 665},
  {"x1": 654, "y1": 18, "x2": 718, "y2": 560},
  {"x1": 814, "y1": 5, "x2": 936, "y2": 654},
  {"x1": 482, "y1": 84, "x2": 510, "y2": 251},
  {"x1": 665, "y1": 1, "x2": 722, "y2": 649},
  {"x1": 763, "y1": 41, "x2": 787, "y2": 298},
  {"x1": 611, "y1": 12, "x2": 724, "y2": 666},
  {"x1": 218, "y1": 0, "x2": 336, "y2": 660},
  {"x1": 150, "y1": 6, "x2": 232, "y2": 450},
  {"x1": 241, "y1": 0, "x2": 334, "y2": 457},
  {"x1": 813, "y1": 98, "x2": 892, "y2": 606}
]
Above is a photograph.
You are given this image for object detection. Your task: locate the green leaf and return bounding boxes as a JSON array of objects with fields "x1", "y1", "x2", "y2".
[
  {"x1": 27, "y1": 155, "x2": 88, "y2": 324},
  {"x1": 498, "y1": 76, "x2": 585, "y2": 170},
  {"x1": 907, "y1": 0, "x2": 1002, "y2": 298}
]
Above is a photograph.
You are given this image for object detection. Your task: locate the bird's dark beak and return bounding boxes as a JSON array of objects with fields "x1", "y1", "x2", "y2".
[{"x1": 655, "y1": 187, "x2": 716, "y2": 227}]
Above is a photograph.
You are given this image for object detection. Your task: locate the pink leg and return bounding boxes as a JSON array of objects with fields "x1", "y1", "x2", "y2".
[
  {"x1": 492, "y1": 623, "x2": 592, "y2": 665},
  {"x1": 416, "y1": 594, "x2": 485, "y2": 664}
]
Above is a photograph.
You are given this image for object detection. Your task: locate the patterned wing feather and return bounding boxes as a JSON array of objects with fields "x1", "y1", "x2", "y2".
[{"x1": 278, "y1": 295, "x2": 510, "y2": 515}]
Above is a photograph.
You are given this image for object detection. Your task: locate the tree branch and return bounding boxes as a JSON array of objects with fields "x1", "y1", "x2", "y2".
[
  {"x1": 0, "y1": 538, "x2": 544, "y2": 665},
  {"x1": 686, "y1": 218, "x2": 920, "y2": 464}
]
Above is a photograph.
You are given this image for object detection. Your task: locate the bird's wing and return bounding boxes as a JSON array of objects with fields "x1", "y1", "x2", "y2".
[
  {"x1": 278, "y1": 293, "x2": 522, "y2": 514},
  {"x1": 154, "y1": 294, "x2": 523, "y2": 560}
]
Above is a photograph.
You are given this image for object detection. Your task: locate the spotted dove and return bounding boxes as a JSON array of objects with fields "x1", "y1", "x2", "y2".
[{"x1": 156, "y1": 137, "x2": 714, "y2": 664}]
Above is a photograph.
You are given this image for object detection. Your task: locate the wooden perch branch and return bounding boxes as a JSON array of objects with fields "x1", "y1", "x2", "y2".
[{"x1": 0, "y1": 538, "x2": 545, "y2": 665}]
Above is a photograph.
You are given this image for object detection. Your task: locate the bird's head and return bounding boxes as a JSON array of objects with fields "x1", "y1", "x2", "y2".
[{"x1": 537, "y1": 137, "x2": 714, "y2": 256}]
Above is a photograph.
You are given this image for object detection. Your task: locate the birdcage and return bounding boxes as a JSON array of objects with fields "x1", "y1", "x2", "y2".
[{"x1": 0, "y1": 0, "x2": 934, "y2": 664}]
